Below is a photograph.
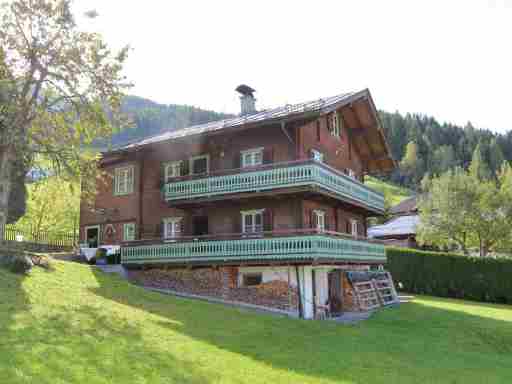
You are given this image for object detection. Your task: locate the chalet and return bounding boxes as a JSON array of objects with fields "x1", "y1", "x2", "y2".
[{"x1": 79, "y1": 86, "x2": 397, "y2": 319}]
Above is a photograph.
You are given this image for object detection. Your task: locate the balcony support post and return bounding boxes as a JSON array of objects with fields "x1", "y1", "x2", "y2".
[{"x1": 297, "y1": 265, "x2": 314, "y2": 320}]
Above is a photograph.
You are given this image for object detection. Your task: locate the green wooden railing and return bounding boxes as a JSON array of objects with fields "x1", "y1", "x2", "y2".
[
  {"x1": 163, "y1": 161, "x2": 384, "y2": 211},
  {"x1": 121, "y1": 234, "x2": 386, "y2": 264}
]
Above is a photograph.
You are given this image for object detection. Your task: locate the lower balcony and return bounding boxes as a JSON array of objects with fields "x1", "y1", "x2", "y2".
[
  {"x1": 162, "y1": 160, "x2": 385, "y2": 213},
  {"x1": 121, "y1": 230, "x2": 386, "y2": 265}
]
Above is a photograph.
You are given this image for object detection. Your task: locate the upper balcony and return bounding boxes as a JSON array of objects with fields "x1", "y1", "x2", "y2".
[{"x1": 162, "y1": 160, "x2": 385, "y2": 213}]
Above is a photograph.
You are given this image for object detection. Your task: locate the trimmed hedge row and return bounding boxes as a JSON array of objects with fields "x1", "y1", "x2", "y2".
[{"x1": 386, "y1": 247, "x2": 512, "y2": 304}]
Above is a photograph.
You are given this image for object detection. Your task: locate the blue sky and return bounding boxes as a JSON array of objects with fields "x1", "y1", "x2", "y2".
[{"x1": 77, "y1": 0, "x2": 512, "y2": 132}]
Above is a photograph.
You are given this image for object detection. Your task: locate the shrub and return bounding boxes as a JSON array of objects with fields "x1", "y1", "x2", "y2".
[
  {"x1": 386, "y1": 247, "x2": 512, "y2": 304},
  {"x1": 106, "y1": 251, "x2": 121, "y2": 265}
]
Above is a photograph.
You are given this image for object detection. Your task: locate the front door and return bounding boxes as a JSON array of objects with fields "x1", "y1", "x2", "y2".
[
  {"x1": 86, "y1": 226, "x2": 99, "y2": 248},
  {"x1": 328, "y1": 270, "x2": 343, "y2": 314}
]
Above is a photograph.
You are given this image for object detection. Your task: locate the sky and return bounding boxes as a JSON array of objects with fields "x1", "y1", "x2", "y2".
[{"x1": 76, "y1": 0, "x2": 512, "y2": 132}]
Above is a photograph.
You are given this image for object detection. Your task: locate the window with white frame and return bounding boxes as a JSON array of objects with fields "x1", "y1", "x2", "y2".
[
  {"x1": 313, "y1": 210, "x2": 325, "y2": 231},
  {"x1": 241, "y1": 209, "x2": 264, "y2": 234},
  {"x1": 331, "y1": 112, "x2": 341, "y2": 137},
  {"x1": 123, "y1": 223, "x2": 136, "y2": 241},
  {"x1": 163, "y1": 217, "x2": 182, "y2": 239},
  {"x1": 348, "y1": 169, "x2": 356, "y2": 179},
  {"x1": 241, "y1": 148, "x2": 263, "y2": 168},
  {"x1": 114, "y1": 165, "x2": 134, "y2": 196},
  {"x1": 164, "y1": 161, "x2": 182, "y2": 182},
  {"x1": 351, "y1": 219, "x2": 358, "y2": 236},
  {"x1": 311, "y1": 149, "x2": 324, "y2": 163}
]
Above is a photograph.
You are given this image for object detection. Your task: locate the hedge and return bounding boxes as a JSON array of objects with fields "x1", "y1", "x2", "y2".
[{"x1": 386, "y1": 247, "x2": 512, "y2": 304}]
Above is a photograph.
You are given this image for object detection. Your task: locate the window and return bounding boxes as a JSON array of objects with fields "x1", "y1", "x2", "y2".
[
  {"x1": 331, "y1": 112, "x2": 341, "y2": 137},
  {"x1": 114, "y1": 165, "x2": 134, "y2": 195},
  {"x1": 164, "y1": 161, "x2": 182, "y2": 182},
  {"x1": 189, "y1": 155, "x2": 209, "y2": 175},
  {"x1": 163, "y1": 217, "x2": 182, "y2": 239},
  {"x1": 123, "y1": 223, "x2": 136, "y2": 241},
  {"x1": 241, "y1": 148, "x2": 263, "y2": 168},
  {"x1": 311, "y1": 149, "x2": 324, "y2": 163},
  {"x1": 351, "y1": 219, "x2": 358, "y2": 236},
  {"x1": 242, "y1": 273, "x2": 262, "y2": 287},
  {"x1": 313, "y1": 210, "x2": 325, "y2": 231},
  {"x1": 348, "y1": 169, "x2": 356, "y2": 179},
  {"x1": 241, "y1": 209, "x2": 264, "y2": 234}
]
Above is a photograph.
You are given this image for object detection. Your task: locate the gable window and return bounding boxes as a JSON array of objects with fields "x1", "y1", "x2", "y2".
[
  {"x1": 190, "y1": 155, "x2": 209, "y2": 175},
  {"x1": 313, "y1": 210, "x2": 326, "y2": 231},
  {"x1": 114, "y1": 165, "x2": 134, "y2": 196},
  {"x1": 123, "y1": 223, "x2": 136, "y2": 241},
  {"x1": 241, "y1": 209, "x2": 264, "y2": 234},
  {"x1": 351, "y1": 219, "x2": 358, "y2": 236},
  {"x1": 242, "y1": 273, "x2": 263, "y2": 287},
  {"x1": 163, "y1": 217, "x2": 183, "y2": 239},
  {"x1": 331, "y1": 112, "x2": 341, "y2": 138},
  {"x1": 311, "y1": 149, "x2": 324, "y2": 163},
  {"x1": 164, "y1": 161, "x2": 182, "y2": 182},
  {"x1": 241, "y1": 148, "x2": 263, "y2": 168}
]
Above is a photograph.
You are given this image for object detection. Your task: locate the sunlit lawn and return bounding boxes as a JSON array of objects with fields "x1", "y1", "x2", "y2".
[{"x1": 1, "y1": 260, "x2": 511, "y2": 384}]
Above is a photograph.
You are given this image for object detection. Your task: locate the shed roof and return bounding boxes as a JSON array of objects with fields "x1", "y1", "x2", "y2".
[{"x1": 367, "y1": 215, "x2": 419, "y2": 238}]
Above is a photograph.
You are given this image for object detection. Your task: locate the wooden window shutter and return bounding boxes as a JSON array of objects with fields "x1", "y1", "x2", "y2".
[
  {"x1": 181, "y1": 160, "x2": 189, "y2": 176},
  {"x1": 234, "y1": 153, "x2": 241, "y2": 169},
  {"x1": 324, "y1": 214, "x2": 330, "y2": 231},
  {"x1": 309, "y1": 209, "x2": 315, "y2": 229},
  {"x1": 327, "y1": 213, "x2": 335, "y2": 232},
  {"x1": 345, "y1": 220, "x2": 350, "y2": 234},
  {"x1": 263, "y1": 147, "x2": 273, "y2": 164},
  {"x1": 159, "y1": 163, "x2": 166, "y2": 188},
  {"x1": 263, "y1": 208, "x2": 273, "y2": 232},
  {"x1": 235, "y1": 213, "x2": 242, "y2": 234}
]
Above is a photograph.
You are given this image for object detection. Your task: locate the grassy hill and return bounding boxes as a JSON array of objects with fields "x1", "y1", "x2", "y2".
[
  {"x1": 1, "y1": 260, "x2": 511, "y2": 383},
  {"x1": 366, "y1": 176, "x2": 413, "y2": 206}
]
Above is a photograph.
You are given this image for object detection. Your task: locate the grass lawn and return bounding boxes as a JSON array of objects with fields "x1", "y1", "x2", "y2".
[
  {"x1": 1, "y1": 260, "x2": 511, "y2": 384},
  {"x1": 365, "y1": 177, "x2": 412, "y2": 206}
]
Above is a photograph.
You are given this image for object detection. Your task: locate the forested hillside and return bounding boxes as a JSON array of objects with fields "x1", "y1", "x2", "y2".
[{"x1": 379, "y1": 111, "x2": 510, "y2": 188}]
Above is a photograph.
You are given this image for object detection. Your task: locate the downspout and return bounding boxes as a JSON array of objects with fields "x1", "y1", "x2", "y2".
[{"x1": 295, "y1": 265, "x2": 303, "y2": 319}]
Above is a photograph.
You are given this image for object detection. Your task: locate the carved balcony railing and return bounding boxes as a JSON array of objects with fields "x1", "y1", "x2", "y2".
[
  {"x1": 162, "y1": 160, "x2": 384, "y2": 212},
  {"x1": 121, "y1": 230, "x2": 386, "y2": 265}
]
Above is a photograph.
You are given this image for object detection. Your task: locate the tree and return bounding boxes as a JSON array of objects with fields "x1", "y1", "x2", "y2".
[
  {"x1": 418, "y1": 166, "x2": 512, "y2": 257},
  {"x1": 0, "y1": 0, "x2": 130, "y2": 245},
  {"x1": 489, "y1": 138, "x2": 505, "y2": 177},
  {"x1": 468, "y1": 143, "x2": 491, "y2": 181},
  {"x1": 400, "y1": 141, "x2": 424, "y2": 187},
  {"x1": 432, "y1": 145, "x2": 456, "y2": 175},
  {"x1": 15, "y1": 176, "x2": 80, "y2": 235}
]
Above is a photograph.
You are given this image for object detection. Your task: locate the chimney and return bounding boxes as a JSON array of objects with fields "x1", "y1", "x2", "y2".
[{"x1": 236, "y1": 84, "x2": 256, "y2": 115}]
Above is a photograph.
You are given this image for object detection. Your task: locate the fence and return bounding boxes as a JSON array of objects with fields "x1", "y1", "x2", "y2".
[{"x1": 3, "y1": 224, "x2": 78, "y2": 252}]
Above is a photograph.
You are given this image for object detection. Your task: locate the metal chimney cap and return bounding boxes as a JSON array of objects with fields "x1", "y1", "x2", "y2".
[{"x1": 235, "y1": 84, "x2": 256, "y2": 97}]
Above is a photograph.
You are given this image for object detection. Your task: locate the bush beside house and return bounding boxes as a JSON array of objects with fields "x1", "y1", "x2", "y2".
[{"x1": 387, "y1": 247, "x2": 512, "y2": 304}]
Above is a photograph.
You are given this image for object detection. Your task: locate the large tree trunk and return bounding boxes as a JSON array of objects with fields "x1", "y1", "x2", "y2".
[{"x1": 0, "y1": 146, "x2": 12, "y2": 247}]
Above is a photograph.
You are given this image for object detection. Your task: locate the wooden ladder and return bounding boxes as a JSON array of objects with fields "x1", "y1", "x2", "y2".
[
  {"x1": 372, "y1": 272, "x2": 400, "y2": 307},
  {"x1": 352, "y1": 281, "x2": 381, "y2": 311}
]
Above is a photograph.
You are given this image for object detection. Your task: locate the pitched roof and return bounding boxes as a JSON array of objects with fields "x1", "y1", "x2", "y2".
[
  {"x1": 367, "y1": 215, "x2": 419, "y2": 238},
  {"x1": 107, "y1": 88, "x2": 396, "y2": 174},
  {"x1": 390, "y1": 196, "x2": 418, "y2": 215},
  {"x1": 115, "y1": 91, "x2": 357, "y2": 151}
]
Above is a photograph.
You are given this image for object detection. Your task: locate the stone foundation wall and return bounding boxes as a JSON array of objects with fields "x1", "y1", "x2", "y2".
[{"x1": 128, "y1": 266, "x2": 299, "y2": 312}]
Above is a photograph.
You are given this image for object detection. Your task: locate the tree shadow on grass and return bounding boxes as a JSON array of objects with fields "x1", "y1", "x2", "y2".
[
  {"x1": 0, "y1": 301, "x2": 216, "y2": 384},
  {"x1": 89, "y1": 269, "x2": 512, "y2": 384}
]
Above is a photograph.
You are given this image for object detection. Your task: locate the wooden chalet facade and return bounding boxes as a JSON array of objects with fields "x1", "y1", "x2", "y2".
[{"x1": 79, "y1": 86, "x2": 396, "y2": 319}]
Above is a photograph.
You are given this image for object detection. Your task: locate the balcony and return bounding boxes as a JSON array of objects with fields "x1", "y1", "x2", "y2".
[
  {"x1": 121, "y1": 230, "x2": 386, "y2": 265},
  {"x1": 162, "y1": 160, "x2": 385, "y2": 212}
]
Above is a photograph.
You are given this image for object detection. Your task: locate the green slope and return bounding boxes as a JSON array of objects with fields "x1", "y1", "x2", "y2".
[
  {"x1": 1, "y1": 260, "x2": 511, "y2": 384},
  {"x1": 366, "y1": 176, "x2": 413, "y2": 206}
]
